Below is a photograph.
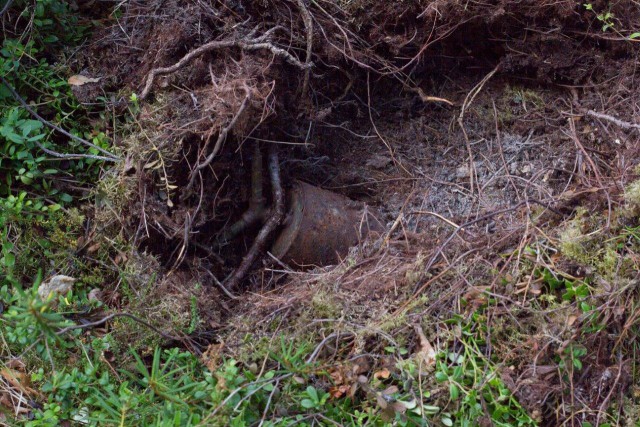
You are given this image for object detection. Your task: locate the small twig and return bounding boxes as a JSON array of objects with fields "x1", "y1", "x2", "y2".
[
  {"x1": 585, "y1": 109, "x2": 640, "y2": 130},
  {"x1": 366, "y1": 72, "x2": 412, "y2": 176},
  {"x1": 0, "y1": 0, "x2": 16, "y2": 17},
  {"x1": 258, "y1": 378, "x2": 280, "y2": 427},
  {"x1": 423, "y1": 199, "x2": 562, "y2": 276},
  {"x1": 567, "y1": 117, "x2": 611, "y2": 227},
  {"x1": 595, "y1": 352, "x2": 624, "y2": 426},
  {"x1": 203, "y1": 267, "x2": 238, "y2": 300},
  {"x1": 457, "y1": 64, "x2": 500, "y2": 195},
  {"x1": 568, "y1": 118, "x2": 602, "y2": 184},
  {"x1": 226, "y1": 147, "x2": 285, "y2": 290},
  {"x1": 139, "y1": 31, "x2": 309, "y2": 100},
  {"x1": 294, "y1": 0, "x2": 314, "y2": 96},
  {"x1": 305, "y1": 332, "x2": 354, "y2": 364},
  {"x1": 407, "y1": 210, "x2": 468, "y2": 233},
  {"x1": 0, "y1": 76, "x2": 120, "y2": 162},
  {"x1": 492, "y1": 99, "x2": 521, "y2": 200},
  {"x1": 55, "y1": 312, "x2": 183, "y2": 342}
]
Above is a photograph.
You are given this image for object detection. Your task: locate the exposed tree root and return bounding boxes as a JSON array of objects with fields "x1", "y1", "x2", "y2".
[
  {"x1": 226, "y1": 147, "x2": 285, "y2": 290},
  {"x1": 215, "y1": 142, "x2": 268, "y2": 247},
  {"x1": 139, "y1": 26, "x2": 310, "y2": 101},
  {"x1": 293, "y1": 0, "x2": 314, "y2": 97}
]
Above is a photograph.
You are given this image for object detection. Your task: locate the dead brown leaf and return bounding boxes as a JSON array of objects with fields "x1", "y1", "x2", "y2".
[
  {"x1": 382, "y1": 385, "x2": 399, "y2": 395},
  {"x1": 376, "y1": 393, "x2": 388, "y2": 409},
  {"x1": 201, "y1": 343, "x2": 224, "y2": 372},
  {"x1": 374, "y1": 368, "x2": 391, "y2": 380},
  {"x1": 414, "y1": 324, "x2": 436, "y2": 371},
  {"x1": 329, "y1": 384, "x2": 351, "y2": 399},
  {"x1": 68, "y1": 74, "x2": 101, "y2": 86},
  {"x1": 5, "y1": 359, "x2": 25, "y2": 372},
  {"x1": 0, "y1": 368, "x2": 39, "y2": 398}
]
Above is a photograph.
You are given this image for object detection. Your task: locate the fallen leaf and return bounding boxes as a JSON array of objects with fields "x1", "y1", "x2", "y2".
[
  {"x1": 329, "y1": 367, "x2": 345, "y2": 385},
  {"x1": 374, "y1": 368, "x2": 391, "y2": 380},
  {"x1": 6, "y1": 358, "x2": 25, "y2": 372},
  {"x1": 0, "y1": 394, "x2": 12, "y2": 410},
  {"x1": 391, "y1": 401, "x2": 409, "y2": 414},
  {"x1": 352, "y1": 359, "x2": 370, "y2": 375},
  {"x1": 1, "y1": 368, "x2": 40, "y2": 398},
  {"x1": 530, "y1": 281, "x2": 543, "y2": 295},
  {"x1": 382, "y1": 385, "x2": 399, "y2": 395},
  {"x1": 68, "y1": 74, "x2": 101, "y2": 86},
  {"x1": 348, "y1": 382, "x2": 358, "y2": 398},
  {"x1": 329, "y1": 384, "x2": 351, "y2": 399},
  {"x1": 88, "y1": 288, "x2": 103, "y2": 302},
  {"x1": 376, "y1": 393, "x2": 388, "y2": 410},
  {"x1": 414, "y1": 324, "x2": 436, "y2": 371},
  {"x1": 201, "y1": 343, "x2": 224, "y2": 372}
]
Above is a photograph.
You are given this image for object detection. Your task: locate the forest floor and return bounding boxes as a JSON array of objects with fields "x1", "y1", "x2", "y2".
[{"x1": 3, "y1": 1, "x2": 640, "y2": 426}]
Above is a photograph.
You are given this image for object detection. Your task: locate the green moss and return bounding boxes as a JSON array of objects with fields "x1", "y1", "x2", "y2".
[
  {"x1": 559, "y1": 213, "x2": 590, "y2": 264},
  {"x1": 404, "y1": 252, "x2": 426, "y2": 287},
  {"x1": 558, "y1": 208, "x2": 621, "y2": 278},
  {"x1": 11, "y1": 208, "x2": 84, "y2": 283},
  {"x1": 310, "y1": 290, "x2": 343, "y2": 319}
]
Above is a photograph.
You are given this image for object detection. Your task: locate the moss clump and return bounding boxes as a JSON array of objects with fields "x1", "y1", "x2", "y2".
[
  {"x1": 624, "y1": 178, "x2": 640, "y2": 215},
  {"x1": 310, "y1": 289, "x2": 343, "y2": 319},
  {"x1": 558, "y1": 207, "x2": 637, "y2": 283},
  {"x1": 558, "y1": 209, "x2": 619, "y2": 278},
  {"x1": 11, "y1": 208, "x2": 84, "y2": 283},
  {"x1": 496, "y1": 85, "x2": 545, "y2": 125}
]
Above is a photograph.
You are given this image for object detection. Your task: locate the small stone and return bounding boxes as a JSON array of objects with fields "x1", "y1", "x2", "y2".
[
  {"x1": 520, "y1": 163, "x2": 533, "y2": 174},
  {"x1": 88, "y1": 288, "x2": 103, "y2": 302},
  {"x1": 455, "y1": 165, "x2": 469, "y2": 179},
  {"x1": 366, "y1": 154, "x2": 392, "y2": 169},
  {"x1": 38, "y1": 275, "x2": 76, "y2": 300}
]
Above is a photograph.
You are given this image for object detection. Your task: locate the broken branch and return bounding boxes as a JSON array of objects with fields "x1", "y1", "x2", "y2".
[{"x1": 585, "y1": 109, "x2": 640, "y2": 130}]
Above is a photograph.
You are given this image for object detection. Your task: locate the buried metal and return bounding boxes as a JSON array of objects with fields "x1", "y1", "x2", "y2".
[{"x1": 271, "y1": 181, "x2": 384, "y2": 267}]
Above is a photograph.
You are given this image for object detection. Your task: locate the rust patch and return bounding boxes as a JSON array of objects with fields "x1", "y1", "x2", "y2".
[{"x1": 272, "y1": 181, "x2": 384, "y2": 267}]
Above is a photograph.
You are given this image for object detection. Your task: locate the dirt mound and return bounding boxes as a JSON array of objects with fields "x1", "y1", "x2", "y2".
[
  {"x1": 76, "y1": 0, "x2": 640, "y2": 264},
  {"x1": 72, "y1": 1, "x2": 640, "y2": 424}
]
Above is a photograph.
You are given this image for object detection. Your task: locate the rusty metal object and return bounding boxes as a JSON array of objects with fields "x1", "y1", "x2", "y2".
[{"x1": 271, "y1": 181, "x2": 384, "y2": 267}]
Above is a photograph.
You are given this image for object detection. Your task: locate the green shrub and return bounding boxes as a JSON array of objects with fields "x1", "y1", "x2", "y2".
[{"x1": 1, "y1": 0, "x2": 107, "y2": 205}]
